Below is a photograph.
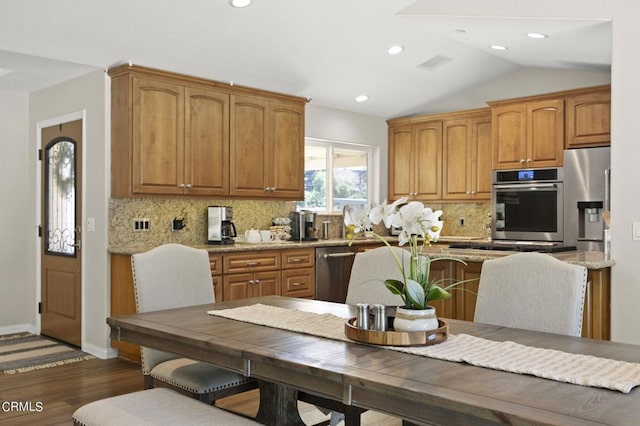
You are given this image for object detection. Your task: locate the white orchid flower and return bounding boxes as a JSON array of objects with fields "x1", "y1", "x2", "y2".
[{"x1": 369, "y1": 197, "x2": 407, "y2": 228}]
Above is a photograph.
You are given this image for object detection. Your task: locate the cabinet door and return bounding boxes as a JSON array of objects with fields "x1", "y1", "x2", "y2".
[
  {"x1": 527, "y1": 99, "x2": 564, "y2": 167},
  {"x1": 471, "y1": 115, "x2": 492, "y2": 200},
  {"x1": 184, "y1": 86, "x2": 229, "y2": 196},
  {"x1": 270, "y1": 101, "x2": 305, "y2": 199},
  {"x1": 492, "y1": 104, "x2": 527, "y2": 170},
  {"x1": 230, "y1": 95, "x2": 270, "y2": 197},
  {"x1": 413, "y1": 121, "x2": 442, "y2": 200},
  {"x1": 453, "y1": 261, "x2": 482, "y2": 322},
  {"x1": 132, "y1": 77, "x2": 185, "y2": 195},
  {"x1": 252, "y1": 271, "x2": 281, "y2": 297},
  {"x1": 223, "y1": 273, "x2": 254, "y2": 301},
  {"x1": 442, "y1": 119, "x2": 471, "y2": 200},
  {"x1": 209, "y1": 254, "x2": 223, "y2": 303},
  {"x1": 427, "y1": 260, "x2": 454, "y2": 319},
  {"x1": 566, "y1": 90, "x2": 611, "y2": 148},
  {"x1": 388, "y1": 125, "x2": 414, "y2": 200}
]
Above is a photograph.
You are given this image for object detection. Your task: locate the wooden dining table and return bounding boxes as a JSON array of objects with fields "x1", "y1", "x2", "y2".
[{"x1": 107, "y1": 296, "x2": 640, "y2": 425}]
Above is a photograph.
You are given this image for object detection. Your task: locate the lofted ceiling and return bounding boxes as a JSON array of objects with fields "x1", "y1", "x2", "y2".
[{"x1": 0, "y1": 0, "x2": 611, "y2": 119}]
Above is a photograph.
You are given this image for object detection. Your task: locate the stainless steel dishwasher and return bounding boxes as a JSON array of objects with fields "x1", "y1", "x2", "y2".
[{"x1": 315, "y1": 246, "x2": 358, "y2": 303}]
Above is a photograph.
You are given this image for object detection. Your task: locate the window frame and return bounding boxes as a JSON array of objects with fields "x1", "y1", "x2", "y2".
[{"x1": 302, "y1": 137, "x2": 377, "y2": 214}]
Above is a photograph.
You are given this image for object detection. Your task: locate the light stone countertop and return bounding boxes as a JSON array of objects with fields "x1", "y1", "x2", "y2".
[{"x1": 109, "y1": 236, "x2": 614, "y2": 270}]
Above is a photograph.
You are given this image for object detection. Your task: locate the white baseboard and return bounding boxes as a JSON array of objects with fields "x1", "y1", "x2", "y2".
[
  {"x1": 82, "y1": 342, "x2": 119, "y2": 359},
  {"x1": 0, "y1": 324, "x2": 36, "y2": 336}
]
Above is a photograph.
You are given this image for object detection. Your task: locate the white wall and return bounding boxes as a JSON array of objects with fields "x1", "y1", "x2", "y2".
[
  {"x1": 0, "y1": 91, "x2": 30, "y2": 332},
  {"x1": 305, "y1": 104, "x2": 388, "y2": 202},
  {"x1": 28, "y1": 69, "x2": 112, "y2": 357}
]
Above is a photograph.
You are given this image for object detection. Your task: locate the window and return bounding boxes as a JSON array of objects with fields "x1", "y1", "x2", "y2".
[{"x1": 298, "y1": 138, "x2": 374, "y2": 213}]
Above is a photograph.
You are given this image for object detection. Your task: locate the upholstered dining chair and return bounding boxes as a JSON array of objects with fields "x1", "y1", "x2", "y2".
[
  {"x1": 345, "y1": 245, "x2": 410, "y2": 306},
  {"x1": 474, "y1": 252, "x2": 588, "y2": 337},
  {"x1": 131, "y1": 244, "x2": 257, "y2": 403},
  {"x1": 303, "y1": 245, "x2": 412, "y2": 426}
]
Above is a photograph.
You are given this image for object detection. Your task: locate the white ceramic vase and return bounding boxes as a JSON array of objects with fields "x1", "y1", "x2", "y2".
[{"x1": 393, "y1": 306, "x2": 439, "y2": 332}]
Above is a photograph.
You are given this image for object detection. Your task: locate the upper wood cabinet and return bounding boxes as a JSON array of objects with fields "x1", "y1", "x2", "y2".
[
  {"x1": 490, "y1": 98, "x2": 564, "y2": 170},
  {"x1": 565, "y1": 86, "x2": 611, "y2": 148},
  {"x1": 388, "y1": 121, "x2": 442, "y2": 201},
  {"x1": 230, "y1": 95, "x2": 304, "y2": 199},
  {"x1": 442, "y1": 111, "x2": 492, "y2": 201},
  {"x1": 109, "y1": 65, "x2": 306, "y2": 199}
]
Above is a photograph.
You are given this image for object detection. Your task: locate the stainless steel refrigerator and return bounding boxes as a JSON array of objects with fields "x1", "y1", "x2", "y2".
[{"x1": 563, "y1": 147, "x2": 611, "y2": 251}]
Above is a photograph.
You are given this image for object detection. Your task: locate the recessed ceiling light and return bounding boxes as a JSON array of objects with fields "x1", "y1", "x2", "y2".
[
  {"x1": 526, "y1": 32, "x2": 548, "y2": 39},
  {"x1": 229, "y1": 0, "x2": 251, "y2": 8},
  {"x1": 355, "y1": 95, "x2": 369, "y2": 103},
  {"x1": 490, "y1": 45, "x2": 508, "y2": 51},
  {"x1": 387, "y1": 45, "x2": 404, "y2": 55}
]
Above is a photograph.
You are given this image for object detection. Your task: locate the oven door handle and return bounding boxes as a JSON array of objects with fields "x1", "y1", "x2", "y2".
[{"x1": 494, "y1": 183, "x2": 559, "y2": 190}]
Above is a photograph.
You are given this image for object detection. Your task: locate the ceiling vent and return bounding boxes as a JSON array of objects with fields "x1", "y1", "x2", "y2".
[{"x1": 417, "y1": 55, "x2": 453, "y2": 71}]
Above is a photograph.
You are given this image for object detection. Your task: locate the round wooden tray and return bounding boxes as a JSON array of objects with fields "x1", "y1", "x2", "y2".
[{"x1": 344, "y1": 317, "x2": 448, "y2": 346}]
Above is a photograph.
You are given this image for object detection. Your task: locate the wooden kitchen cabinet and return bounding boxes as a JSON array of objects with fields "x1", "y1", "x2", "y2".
[
  {"x1": 565, "y1": 86, "x2": 611, "y2": 148},
  {"x1": 223, "y1": 271, "x2": 280, "y2": 301},
  {"x1": 222, "y1": 250, "x2": 281, "y2": 301},
  {"x1": 490, "y1": 98, "x2": 564, "y2": 170},
  {"x1": 281, "y1": 248, "x2": 315, "y2": 299},
  {"x1": 209, "y1": 254, "x2": 223, "y2": 303},
  {"x1": 111, "y1": 73, "x2": 229, "y2": 197},
  {"x1": 442, "y1": 110, "x2": 492, "y2": 200},
  {"x1": 388, "y1": 120, "x2": 442, "y2": 201},
  {"x1": 109, "y1": 64, "x2": 306, "y2": 200},
  {"x1": 427, "y1": 259, "x2": 455, "y2": 319},
  {"x1": 230, "y1": 95, "x2": 304, "y2": 199}
]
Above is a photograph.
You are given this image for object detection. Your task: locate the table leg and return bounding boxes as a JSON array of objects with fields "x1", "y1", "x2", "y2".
[{"x1": 255, "y1": 380, "x2": 305, "y2": 426}]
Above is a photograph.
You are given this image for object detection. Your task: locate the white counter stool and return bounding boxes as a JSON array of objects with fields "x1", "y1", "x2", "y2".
[{"x1": 72, "y1": 388, "x2": 259, "y2": 425}]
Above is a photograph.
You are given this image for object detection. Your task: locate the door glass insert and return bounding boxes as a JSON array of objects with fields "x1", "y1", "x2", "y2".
[{"x1": 45, "y1": 139, "x2": 76, "y2": 256}]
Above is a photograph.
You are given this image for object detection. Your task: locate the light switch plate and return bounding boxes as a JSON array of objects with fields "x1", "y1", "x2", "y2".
[
  {"x1": 633, "y1": 222, "x2": 640, "y2": 241},
  {"x1": 87, "y1": 217, "x2": 95, "y2": 232}
]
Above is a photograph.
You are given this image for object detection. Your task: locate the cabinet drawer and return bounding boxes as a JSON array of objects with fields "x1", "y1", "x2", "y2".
[
  {"x1": 209, "y1": 254, "x2": 223, "y2": 275},
  {"x1": 223, "y1": 251, "x2": 281, "y2": 274},
  {"x1": 281, "y1": 268, "x2": 315, "y2": 299},
  {"x1": 282, "y1": 248, "x2": 315, "y2": 269}
]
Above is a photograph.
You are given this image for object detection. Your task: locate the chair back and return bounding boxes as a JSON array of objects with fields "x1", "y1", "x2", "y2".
[
  {"x1": 345, "y1": 246, "x2": 409, "y2": 306},
  {"x1": 474, "y1": 252, "x2": 588, "y2": 336},
  {"x1": 131, "y1": 244, "x2": 214, "y2": 373}
]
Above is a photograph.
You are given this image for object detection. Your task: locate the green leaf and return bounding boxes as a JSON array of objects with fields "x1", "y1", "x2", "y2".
[
  {"x1": 384, "y1": 279, "x2": 405, "y2": 296},
  {"x1": 427, "y1": 285, "x2": 451, "y2": 302},
  {"x1": 405, "y1": 279, "x2": 425, "y2": 309}
]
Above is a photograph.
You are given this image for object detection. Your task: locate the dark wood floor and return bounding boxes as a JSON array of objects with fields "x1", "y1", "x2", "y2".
[
  {"x1": 0, "y1": 358, "x2": 143, "y2": 425},
  {"x1": 0, "y1": 357, "x2": 399, "y2": 425}
]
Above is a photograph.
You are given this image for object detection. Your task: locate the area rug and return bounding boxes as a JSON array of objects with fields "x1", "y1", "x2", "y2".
[{"x1": 0, "y1": 333, "x2": 94, "y2": 374}]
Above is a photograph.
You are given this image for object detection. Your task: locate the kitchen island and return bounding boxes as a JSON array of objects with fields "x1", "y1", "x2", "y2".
[{"x1": 109, "y1": 238, "x2": 612, "y2": 361}]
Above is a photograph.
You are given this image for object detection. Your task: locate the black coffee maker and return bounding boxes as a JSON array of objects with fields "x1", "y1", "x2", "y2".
[
  {"x1": 290, "y1": 210, "x2": 318, "y2": 241},
  {"x1": 208, "y1": 206, "x2": 237, "y2": 244}
]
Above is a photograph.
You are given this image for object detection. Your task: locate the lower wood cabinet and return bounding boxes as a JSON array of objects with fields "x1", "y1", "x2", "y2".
[{"x1": 223, "y1": 270, "x2": 280, "y2": 301}]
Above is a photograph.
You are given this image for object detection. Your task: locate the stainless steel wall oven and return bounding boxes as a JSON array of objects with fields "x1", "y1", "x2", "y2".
[{"x1": 492, "y1": 168, "x2": 564, "y2": 242}]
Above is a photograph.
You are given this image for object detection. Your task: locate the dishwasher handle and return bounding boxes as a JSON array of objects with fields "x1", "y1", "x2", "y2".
[{"x1": 319, "y1": 252, "x2": 357, "y2": 260}]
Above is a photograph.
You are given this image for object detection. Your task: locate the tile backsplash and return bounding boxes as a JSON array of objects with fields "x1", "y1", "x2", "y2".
[{"x1": 110, "y1": 198, "x2": 491, "y2": 249}]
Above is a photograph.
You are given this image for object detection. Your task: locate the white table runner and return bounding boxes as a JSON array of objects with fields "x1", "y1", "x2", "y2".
[{"x1": 208, "y1": 304, "x2": 640, "y2": 393}]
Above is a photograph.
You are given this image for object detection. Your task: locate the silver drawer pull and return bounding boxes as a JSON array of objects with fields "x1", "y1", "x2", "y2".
[
  {"x1": 289, "y1": 258, "x2": 304, "y2": 263},
  {"x1": 246, "y1": 261, "x2": 259, "y2": 266}
]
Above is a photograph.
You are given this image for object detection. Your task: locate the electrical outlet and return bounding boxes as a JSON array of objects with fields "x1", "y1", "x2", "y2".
[
  {"x1": 133, "y1": 218, "x2": 150, "y2": 232},
  {"x1": 460, "y1": 217, "x2": 465, "y2": 226}
]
